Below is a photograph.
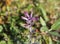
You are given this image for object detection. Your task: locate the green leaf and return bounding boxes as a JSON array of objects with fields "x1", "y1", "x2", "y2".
[
  {"x1": 49, "y1": 32, "x2": 60, "y2": 37},
  {"x1": 27, "y1": 4, "x2": 33, "y2": 10},
  {"x1": 40, "y1": 39, "x2": 42, "y2": 44},
  {"x1": 7, "y1": 40, "x2": 13, "y2": 44},
  {"x1": 13, "y1": 26, "x2": 19, "y2": 33},
  {"x1": 0, "y1": 25, "x2": 3, "y2": 32},
  {"x1": 42, "y1": 35, "x2": 49, "y2": 44},
  {"x1": 57, "y1": 40, "x2": 60, "y2": 44},
  {"x1": 39, "y1": 4, "x2": 49, "y2": 22},
  {"x1": 49, "y1": 37, "x2": 53, "y2": 44},
  {"x1": 40, "y1": 17, "x2": 46, "y2": 26},
  {"x1": 51, "y1": 18, "x2": 60, "y2": 30},
  {"x1": 3, "y1": 33, "x2": 13, "y2": 44},
  {"x1": 40, "y1": 26, "x2": 48, "y2": 32},
  {"x1": 6, "y1": 6, "x2": 10, "y2": 11},
  {"x1": 0, "y1": 40, "x2": 6, "y2": 44}
]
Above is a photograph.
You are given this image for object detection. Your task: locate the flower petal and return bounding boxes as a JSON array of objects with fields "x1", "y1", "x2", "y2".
[
  {"x1": 32, "y1": 17, "x2": 39, "y2": 21},
  {"x1": 26, "y1": 20, "x2": 32, "y2": 24},
  {"x1": 21, "y1": 16, "x2": 28, "y2": 20},
  {"x1": 32, "y1": 17, "x2": 36, "y2": 20},
  {"x1": 24, "y1": 11, "x2": 29, "y2": 17}
]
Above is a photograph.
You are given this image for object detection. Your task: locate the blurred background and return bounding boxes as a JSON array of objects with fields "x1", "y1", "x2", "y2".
[{"x1": 0, "y1": 0, "x2": 60, "y2": 44}]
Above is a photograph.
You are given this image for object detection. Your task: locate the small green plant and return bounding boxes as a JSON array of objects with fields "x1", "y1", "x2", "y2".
[{"x1": 0, "y1": 0, "x2": 60, "y2": 44}]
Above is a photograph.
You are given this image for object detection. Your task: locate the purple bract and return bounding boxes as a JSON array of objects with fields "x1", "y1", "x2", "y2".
[{"x1": 21, "y1": 11, "x2": 38, "y2": 32}]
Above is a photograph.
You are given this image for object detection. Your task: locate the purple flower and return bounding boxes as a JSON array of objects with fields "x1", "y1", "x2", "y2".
[
  {"x1": 21, "y1": 11, "x2": 36, "y2": 25},
  {"x1": 21, "y1": 11, "x2": 38, "y2": 32}
]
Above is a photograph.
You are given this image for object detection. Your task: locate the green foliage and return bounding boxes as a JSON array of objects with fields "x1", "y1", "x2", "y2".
[
  {"x1": 39, "y1": 4, "x2": 49, "y2": 22},
  {"x1": 51, "y1": 18, "x2": 60, "y2": 30},
  {"x1": 49, "y1": 32, "x2": 60, "y2": 37},
  {"x1": 0, "y1": 40, "x2": 6, "y2": 44},
  {"x1": 40, "y1": 17, "x2": 46, "y2": 26},
  {"x1": 0, "y1": 25, "x2": 3, "y2": 32},
  {"x1": 0, "y1": 0, "x2": 60, "y2": 44}
]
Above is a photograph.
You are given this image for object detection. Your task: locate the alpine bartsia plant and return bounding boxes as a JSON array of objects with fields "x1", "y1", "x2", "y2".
[{"x1": 21, "y1": 11, "x2": 38, "y2": 32}]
